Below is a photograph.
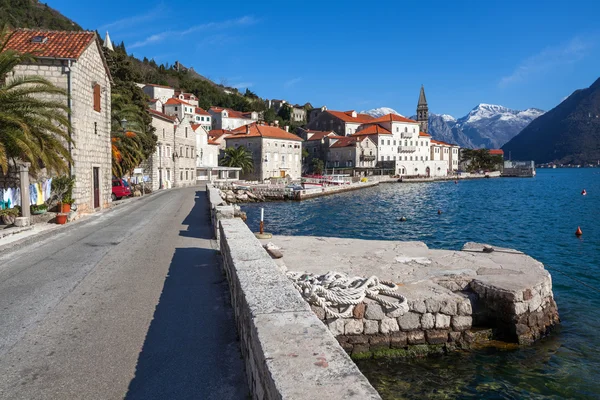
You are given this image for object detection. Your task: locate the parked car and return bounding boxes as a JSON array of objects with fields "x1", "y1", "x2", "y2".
[{"x1": 112, "y1": 178, "x2": 131, "y2": 201}]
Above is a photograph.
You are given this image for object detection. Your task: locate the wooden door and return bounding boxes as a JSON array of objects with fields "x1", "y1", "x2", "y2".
[
  {"x1": 93, "y1": 167, "x2": 100, "y2": 208},
  {"x1": 280, "y1": 170, "x2": 286, "y2": 178}
]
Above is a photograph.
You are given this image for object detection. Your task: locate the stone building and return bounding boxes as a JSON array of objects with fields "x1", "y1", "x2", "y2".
[
  {"x1": 5, "y1": 29, "x2": 112, "y2": 212},
  {"x1": 326, "y1": 136, "x2": 378, "y2": 175},
  {"x1": 209, "y1": 107, "x2": 259, "y2": 130},
  {"x1": 290, "y1": 105, "x2": 307, "y2": 123},
  {"x1": 142, "y1": 83, "x2": 175, "y2": 103},
  {"x1": 306, "y1": 109, "x2": 375, "y2": 136},
  {"x1": 431, "y1": 140, "x2": 460, "y2": 174},
  {"x1": 224, "y1": 124, "x2": 303, "y2": 181},
  {"x1": 144, "y1": 109, "x2": 197, "y2": 190}
]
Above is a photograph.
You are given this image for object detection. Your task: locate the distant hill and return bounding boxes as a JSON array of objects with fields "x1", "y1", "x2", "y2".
[
  {"x1": 503, "y1": 78, "x2": 600, "y2": 164},
  {"x1": 0, "y1": 0, "x2": 81, "y2": 31}
]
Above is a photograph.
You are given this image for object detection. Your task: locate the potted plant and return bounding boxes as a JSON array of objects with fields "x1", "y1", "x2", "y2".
[
  {"x1": 31, "y1": 204, "x2": 48, "y2": 215},
  {"x1": 55, "y1": 213, "x2": 68, "y2": 225},
  {"x1": 0, "y1": 207, "x2": 20, "y2": 226},
  {"x1": 61, "y1": 192, "x2": 74, "y2": 213},
  {"x1": 52, "y1": 175, "x2": 75, "y2": 213}
]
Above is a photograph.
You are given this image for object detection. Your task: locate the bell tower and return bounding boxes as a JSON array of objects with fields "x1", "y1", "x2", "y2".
[{"x1": 417, "y1": 85, "x2": 428, "y2": 133}]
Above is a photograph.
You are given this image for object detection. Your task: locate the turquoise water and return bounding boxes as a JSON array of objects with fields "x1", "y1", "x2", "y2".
[{"x1": 243, "y1": 169, "x2": 600, "y2": 399}]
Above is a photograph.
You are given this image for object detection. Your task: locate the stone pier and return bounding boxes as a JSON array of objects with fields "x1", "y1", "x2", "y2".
[{"x1": 259, "y1": 236, "x2": 559, "y2": 358}]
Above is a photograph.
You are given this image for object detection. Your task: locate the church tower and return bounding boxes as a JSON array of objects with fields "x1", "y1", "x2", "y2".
[{"x1": 417, "y1": 85, "x2": 428, "y2": 133}]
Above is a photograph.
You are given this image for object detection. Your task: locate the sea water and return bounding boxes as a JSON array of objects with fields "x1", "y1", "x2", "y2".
[{"x1": 242, "y1": 169, "x2": 600, "y2": 399}]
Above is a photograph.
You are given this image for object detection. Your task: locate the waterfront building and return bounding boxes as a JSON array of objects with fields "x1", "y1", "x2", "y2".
[
  {"x1": 326, "y1": 136, "x2": 378, "y2": 175},
  {"x1": 4, "y1": 29, "x2": 113, "y2": 212},
  {"x1": 430, "y1": 139, "x2": 459, "y2": 175},
  {"x1": 224, "y1": 123, "x2": 303, "y2": 181},
  {"x1": 306, "y1": 109, "x2": 375, "y2": 136}
]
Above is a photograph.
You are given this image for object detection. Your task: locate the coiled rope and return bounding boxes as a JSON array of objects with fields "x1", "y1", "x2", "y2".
[{"x1": 287, "y1": 271, "x2": 408, "y2": 318}]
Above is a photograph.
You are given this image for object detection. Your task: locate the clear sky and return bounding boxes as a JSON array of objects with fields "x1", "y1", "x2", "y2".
[{"x1": 48, "y1": 0, "x2": 600, "y2": 117}]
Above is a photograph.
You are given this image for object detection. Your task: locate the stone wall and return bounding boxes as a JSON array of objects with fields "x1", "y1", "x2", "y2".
[{"x1": 209, "y1": 190, "x2": 381, "y2": 399}]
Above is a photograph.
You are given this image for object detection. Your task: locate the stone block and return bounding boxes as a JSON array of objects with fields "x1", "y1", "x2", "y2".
[
  {"x1": 364, "y1": 319, "x2": 379, "y2": 335},
  {"x1": 513, "y1": 301, "x2": 528, "y2": 315},
  {"x1": 435, "y1": 314, "x2": 451, "y2": 329},
  {"x1": 345, "y1": 319, "x2": 364, "y2": 335},
  {"x1": 425, "y1": 298, "x2": 441, "y2": 313},
  {"x1": 529, "y1": 294, "x2": 542, "y2": 313},
  {"x1": 523, "y1": 288, "x2": 533, "y2": 301},
  {"x1": 340, "y1": 342, "x2": 353, "y2": 353},
  {"x1": 326, "y1": 318, "x2": 345, "y2": 336},
  {"x1": 407, "y1": 331, "x2": 426, "y2": 345},
  {"x1": 451, "y1": 316, "x2": 472, "y2": 331},
  {"x1": 421, "y1": 313, "x2": 435, "y2": 330},
  {"x1": 384, "y1": 304, "x2": 407, "y2": 318},
  {"x1": 310, "y1": 305, "x2": 326, "y2": 320},
  {"x1": 448, "y1": 331, "x2": 462, "y2": 343},
  {"x1": 337, "y1": 335, "x2": 350, "y2": 343},
  {"x1": 353, "y1": 302, "x2": 366, "y2": 319},
  {"x1": 390, "y1": 332, "x2": 408, "y2": 348},
  {"x1": 458, "y1": 299, "x2": 472, "y2": 316},
  {"x1": 369, "y1": 335, "x2": 390, "y2": 350},
  {"x1": 398, "y1": 312, "x2": 421, "y2": 331},
  {"x1": 380, "y1": 317, "x2": 400, "y2": 334},
  {"x1": 409, "y1": 299, "x2": 427, "y2": 313},
  {"x1": 426, "y1": 330, "x2": 449, "y2": 345},
  {"x1": 516, "y1": 323, "x2": 530, "y2": 336},
  {"x1": 440, "y1": 300, "x2": 457, "y2": 316},
  {"x1": 348, "y1": 335, "x2": 369, "y2": 344},
  {"x1": 364, "y1": 320, "x2": 380, "y2": 335},
  {"x1": 365, "y1": 303, "x2": 385, "y2": 320}
]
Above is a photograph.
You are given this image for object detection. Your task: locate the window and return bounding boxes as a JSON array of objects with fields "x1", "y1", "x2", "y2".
[
  {"x1": 265, "y1": 153, "x2": 270, "y2": 162},
  {"x1": 94, "y1": 122, "x2": 97, "y2": 135},
  {"x1": 387, "y1": 156, "x2": 390, "y2": 161},
  {"x1": 180, "y1": 171, "x2": 183, "y2": 180},
  {"x1": 93, "y1": 83, "x2": 101, "y2": 112},
  {"x1": 167, "y1": 146, "x2": 171, "y2": 157},
  {"x1": 282, "y1": 155, "x2": 285, "y2": 164},
  {"x1": 162, "y1": 128, "x2": 165, "y2": 138},
  {"x1": 404, "y1": 127, "x2": 407, "y2": 133},
  {"x1": 404, "y1": 140, "x2": 407, "y2": 146},
  {"x1": 167, "y1": 169, "x2": 171, "y2": 180},
  {"x1": 175, "y1": 106, "x2": 178, "y2": 111},
  {"x1": 396, "y1": 127, "x2": 399, "y2": 132},
  {"x1": 393, "y1": 140, "x2": 396, "y2": 145},
  {"x1": 186, "y1": 147, "x2": 189, "y2": 158},
  {"x1": 180, "y1": 146, "x2": 183, "y2": 156},
  {"x1": 186, "y1": 170, "x2": 189, "y2": 180},
  {"x1": 295, "y1": 154, "x2": 299, "y2": 162},
  {"x1": 185, "y1": 127, "x2": 188, "y2": 138},
  {"x1": 410, "y1": 156, "x2": 413, "y2": 161},
  {"x1": 387, "y1": 140, "x2": 391, "y2": 145}
]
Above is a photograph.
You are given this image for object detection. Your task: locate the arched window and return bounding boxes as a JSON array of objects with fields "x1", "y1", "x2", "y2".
[{"x1": 404, "y1": 127, "x2": 407, "y2": 133}]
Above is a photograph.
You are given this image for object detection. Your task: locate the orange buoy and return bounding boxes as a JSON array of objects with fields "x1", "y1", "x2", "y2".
[
  {"x1": 582, "y1": 189, "x2": 587, "y2": 196},
  {"x1": 575, "y1": 226, "x2": 583, "y2": 236}
]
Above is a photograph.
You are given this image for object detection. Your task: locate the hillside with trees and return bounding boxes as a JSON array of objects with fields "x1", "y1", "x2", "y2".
[{"x1": 0, "y1": 0, "x2": 81, "y2": 31}]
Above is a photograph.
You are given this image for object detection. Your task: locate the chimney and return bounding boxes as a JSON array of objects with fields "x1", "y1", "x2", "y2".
[
  {"x1": 246, "y1": 124, "x2": 251, "y2": 134},
  {"x1": 274, "y1": 120, "x2": 279, "y2": 126},
  {"x1": 284, "y1": 125, "x2": 289, "y2": 132}
]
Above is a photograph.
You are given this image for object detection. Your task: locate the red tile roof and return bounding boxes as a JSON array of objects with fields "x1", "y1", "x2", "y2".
[
  {"x1": 209, "y1": 129, "x2": 232, "y2": 140},
  {"x1": 165, "y1": 98, "x2": 192, "y2": 106},
  {"x1": 489, "y1": 149, "x2": 504, "y2": 155},
  {"x1": 326, "y1": 110, "x2": 374, "y2": 124},
  {"x1": 306, "y1": 130, "x2": 337, "y2": 141},
  {"x1": 227, "y1": 123, "x2": 303, "y2": 141},
  {"x1": 431, "y1": 139, "x2": 451, "y2": 146},
  {"x1": 369, "y1": 114, "x2": 418, "y2": 124},
  {"x1": 355, "y1": 124, "x2": 392, "y2": 135},
  {"x1": 330, "y1": 136, "x2": 359, "y2": 148},
  {"x1": 195, "y1": 107, "x2": 210, "y2": 116},
  {"x1": 208, "y1": 139, "x2": 220, "y2": 145},
  {"x1": 4, "y1": 29, "x2": 96, "y2": 59},
  {"x1": 149, "y1": 109, "x2": 176, "y2": 122},
  {"x1": 419, "y1": 131, "x2": 431, "y2": 137}
]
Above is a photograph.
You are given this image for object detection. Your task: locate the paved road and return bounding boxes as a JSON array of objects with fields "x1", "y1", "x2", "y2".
[{"x1": 0, "y1": 186, "x2": 249, "y2": 399}]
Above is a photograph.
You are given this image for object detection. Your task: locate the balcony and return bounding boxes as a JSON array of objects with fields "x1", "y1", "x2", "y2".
[
  {"x1": 360, "y1": 154, "x2": 376, "y2": 161},
  {"x1": 397, "y1": 146, "x2": 416, "y2": 152}
]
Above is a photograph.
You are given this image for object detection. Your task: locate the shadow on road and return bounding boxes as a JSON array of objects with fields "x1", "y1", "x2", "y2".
[{"x1": 125, "y1": 190, "x2": 248, "y2": 400}]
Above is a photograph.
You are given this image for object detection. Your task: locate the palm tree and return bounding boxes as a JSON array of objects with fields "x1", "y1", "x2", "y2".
[
  {"x1": 220, "y1": 146, "x2": 254, "y2": 173},
  {"x1": 0, "y1": 26, "x2": 72, "y2": 175},
  {"x1": 110, "y1": 93, "x2": 151, "y2": 177}
]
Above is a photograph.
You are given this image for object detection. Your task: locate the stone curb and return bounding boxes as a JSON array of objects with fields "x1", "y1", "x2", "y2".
[{"x1": 0, "y1": 188, "x2": 171, "y2": 254}]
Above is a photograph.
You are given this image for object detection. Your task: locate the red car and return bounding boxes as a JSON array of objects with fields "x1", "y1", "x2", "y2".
[{"x1": 112, "y1": 178, "x2": 131, "y2": 201}]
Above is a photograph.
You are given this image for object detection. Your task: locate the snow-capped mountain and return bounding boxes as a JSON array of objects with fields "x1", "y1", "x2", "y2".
[
  {"x1": 454, "y1": 104, "x2": 544, "y2": 149},
  {"x1": 361, "y1": 107, "x2": 404, "y2": 118}
]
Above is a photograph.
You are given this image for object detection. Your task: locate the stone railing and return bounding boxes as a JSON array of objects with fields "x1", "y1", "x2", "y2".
[{"x1": 207, "y1": 186, "x2": 381, "y2": 399}]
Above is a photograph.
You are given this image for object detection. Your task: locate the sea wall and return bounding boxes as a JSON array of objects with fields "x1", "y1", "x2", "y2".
[
  {"x1": 210, "y1": 192, "x2": 381, "y2": 399},
  {"x1": 296, "y1": 181, "x2": 379, "y2": 200}
]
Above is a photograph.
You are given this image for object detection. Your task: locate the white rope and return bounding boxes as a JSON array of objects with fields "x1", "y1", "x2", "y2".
[{"x1": 287, "y1": 271, "x2": 408, "y2": 318}]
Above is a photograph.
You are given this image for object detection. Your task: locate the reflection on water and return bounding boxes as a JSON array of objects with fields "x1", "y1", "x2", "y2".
[{"x1": 243, "y1": 169, "x2": 600, "y2": 398}]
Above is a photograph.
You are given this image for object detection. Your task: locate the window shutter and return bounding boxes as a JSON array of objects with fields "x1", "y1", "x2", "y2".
[{"x1": 93, "y1": 84, "x2": 101, "y2": 112}]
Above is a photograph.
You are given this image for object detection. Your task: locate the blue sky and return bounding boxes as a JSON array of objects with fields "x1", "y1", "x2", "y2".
[{"x1": 49, "y1": 0, "x2": 600, "y2": 117}]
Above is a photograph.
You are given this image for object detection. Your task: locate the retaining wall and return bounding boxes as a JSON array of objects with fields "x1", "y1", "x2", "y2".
[{"x1": 210, "y1": 195, "x2": 381, "y2": 399}]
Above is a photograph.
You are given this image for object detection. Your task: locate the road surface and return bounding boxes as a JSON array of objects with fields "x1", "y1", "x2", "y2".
[{"x1": 0, "y1": 186, "x2": 248, "y2": 399}]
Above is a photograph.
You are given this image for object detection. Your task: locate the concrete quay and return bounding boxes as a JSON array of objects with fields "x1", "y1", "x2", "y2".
[{"x1": 258, "y1": 236, "x2": 559, "y2": 357}]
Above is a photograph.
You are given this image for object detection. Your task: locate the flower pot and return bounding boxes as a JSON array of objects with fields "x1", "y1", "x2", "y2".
[
  {"x1": 55, "y1": 213, "x2": 68, "y2": 225},
  {"x1": 2, "y1": 214, "x2": 16, "y2": 225},
  {"x1": 32, "y1": 209, "x2": 47, "y2": 215},
  {"x1": 61, "y1": 203, "x2": 71, "y2": 213}
]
